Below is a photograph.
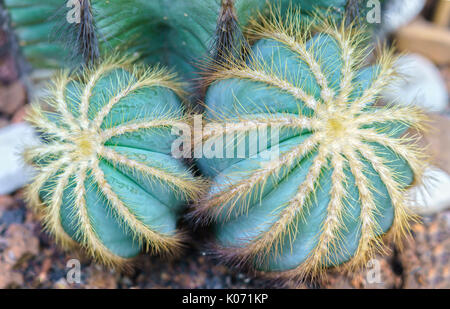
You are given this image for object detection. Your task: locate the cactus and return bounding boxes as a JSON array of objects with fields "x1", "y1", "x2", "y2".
[
  {"x1": 193, "y1": 8, "x2": 428, "y2": 279},
  {"x1": 4, "y1": 0, "x2": 349, "y2": 76},
  {"x1": 24, "y1": 57, "x2": 204, "y2": 267}
]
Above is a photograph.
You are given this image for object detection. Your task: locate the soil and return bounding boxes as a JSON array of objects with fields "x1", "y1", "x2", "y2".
[{"x1": 0, "y1": 190, "x2": 448, "y2": 289}]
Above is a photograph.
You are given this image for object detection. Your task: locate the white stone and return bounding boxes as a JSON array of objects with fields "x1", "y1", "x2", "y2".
[
  {"x1": 406, "y1": 166, "x2": 450, "y2": 215},
  {"x1": 379, "y1": 0, "x2": 426, "y2": 35},
  {"x1": 382, "y1": 54, "x2": 448, "y2": 112},
  {"x1": 0, "y1": 123, "x2": 39, "y2": 195}
]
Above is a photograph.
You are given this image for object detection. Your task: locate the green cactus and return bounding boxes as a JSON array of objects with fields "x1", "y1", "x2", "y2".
[
  {"x1": 193, "y1": 9, "x2": 427, "y2": 279},
  {"x1": 11, "y1": 0, "x2": 416, "y2": 279},
  {"x1": 4, "y1": 0, "x2": 349, "y2": 77},
  {"x1": 24, "y1": 57, "x2": 204, "y2": 266}
]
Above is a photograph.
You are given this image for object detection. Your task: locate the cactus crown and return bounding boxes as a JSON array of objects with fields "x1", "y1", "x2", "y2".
[
  {"x1": 194, "y1": 7, "x2": 428, "y2": 279},
  {"x1": 24, "y1": 57, "x2": 204, "y2": 267}
]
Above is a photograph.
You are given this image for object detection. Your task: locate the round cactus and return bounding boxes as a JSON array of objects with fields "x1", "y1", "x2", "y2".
[
  {"x1": 24, "y1": 57, "x2": 204, "y2": 266},
  {"x1": 193, "y1": 10, "x2": 428, "y2": 278}
]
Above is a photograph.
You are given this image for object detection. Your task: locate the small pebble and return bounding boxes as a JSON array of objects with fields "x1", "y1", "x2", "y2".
[
  {"x1": 407, "y1": 166, "x2": 450, "y2": 215},
  {"x1": 378, "y1": 0, "x2": 426, "y2": 36},
  {"x1": 382, "y1": 54, "x2": 448, "y2": 112},
  {"x1": 0, "y1": 123, "x2": 39, "y2": 195}
]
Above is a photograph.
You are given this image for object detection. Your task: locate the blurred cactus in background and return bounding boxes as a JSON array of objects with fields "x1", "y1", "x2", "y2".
[{"x1": 3, "y1": 1, "x2": 362, "y2": 78}]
